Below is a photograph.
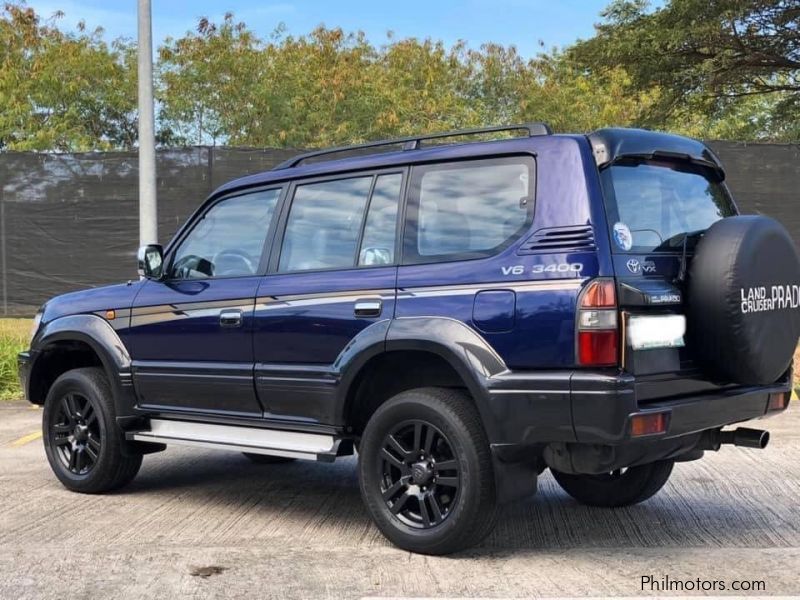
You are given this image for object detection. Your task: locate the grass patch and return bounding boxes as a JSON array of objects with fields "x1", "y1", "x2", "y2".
[
  {"x1": 0, "y1": 319, "x2": 30, "y2": 401},
  {"x1": 794, "y1": 346, "x2": 800, "y2": 391}
]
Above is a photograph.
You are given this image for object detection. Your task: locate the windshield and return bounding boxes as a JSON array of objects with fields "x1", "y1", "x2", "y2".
[{"x1": 600, "y1": 160, "x2": 736, "y2": 253}]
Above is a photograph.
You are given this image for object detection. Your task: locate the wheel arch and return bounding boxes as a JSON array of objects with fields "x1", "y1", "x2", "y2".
[
  {"x1": 28, "y1": 315, "x2": 135, "y2": 419},
  {"x1": 334, "y1": 317, "x2": 507, "y2": 442}
]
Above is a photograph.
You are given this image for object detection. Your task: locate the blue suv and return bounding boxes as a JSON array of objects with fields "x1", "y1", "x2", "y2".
[{"x1": 18, "y1": 124, "x2": 799, "y2": 554}]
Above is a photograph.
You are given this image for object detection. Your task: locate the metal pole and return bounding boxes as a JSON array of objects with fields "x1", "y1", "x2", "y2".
[
  {"x1": 137, "y1": 0, "x2": 157, "y2": 245},
  {"x1": 0, "y1": 182, "x2": 7, "y2": 316}
]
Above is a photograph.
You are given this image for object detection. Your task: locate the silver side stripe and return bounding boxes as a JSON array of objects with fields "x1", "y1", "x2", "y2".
[
  {"x1": 127, "y1": 278, "x2": 585, "y2": 322},
  {"x1": 257, "y1": 290, "x2": 392, "y2": 311},
  {"x1": 398, "y1": 279, "x2": 584, "y2": 299},
  {"x1": 257, "y1": 279, "x2": 584, "y2": 308}
]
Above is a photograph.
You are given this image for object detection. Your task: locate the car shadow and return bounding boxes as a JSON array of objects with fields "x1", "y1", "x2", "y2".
[{"x1": 125, "y1": 450, "x2": 799, "y2": 556}]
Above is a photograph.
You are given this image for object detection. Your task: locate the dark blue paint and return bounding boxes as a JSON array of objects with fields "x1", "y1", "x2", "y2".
[
  {"x1": 125, "y1": 277, "x2": 261, "y2": 363},
  {"x1": 41, "y1": 281, "x2": 143, "y2": 322},
  {"x1": 254, "y1": 267, "x2": 397, "y2": 366},
  {"x1": 30, "y1": 129, "x2": 733, "y2": 425},
  {"x1": 473, "y1": 291, "x2": 516, "y2": 333}
]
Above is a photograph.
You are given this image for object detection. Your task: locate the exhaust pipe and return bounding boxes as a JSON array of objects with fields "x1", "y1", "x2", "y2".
[
  {"x1": 698, "y1": 427, "x2": 770, "y2": 451},
  {"x1": 719, "y1": 427, "x2": 770, "y2": 449}
]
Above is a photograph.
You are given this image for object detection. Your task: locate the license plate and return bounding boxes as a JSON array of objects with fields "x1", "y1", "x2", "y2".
[{"x1": 627, "y1": 314, "x2": 686, "y2": 350}]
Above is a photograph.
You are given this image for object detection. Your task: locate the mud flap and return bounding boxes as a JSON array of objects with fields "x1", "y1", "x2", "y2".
[{"x1": 491, "y1": 453, "x2": 538, "y2": 503}]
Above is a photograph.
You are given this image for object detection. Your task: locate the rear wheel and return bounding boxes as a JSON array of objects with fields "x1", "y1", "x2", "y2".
[
  {"x1": 242, "y1": 453, "x2": 296, "y2": 464},
  {"x1": 551, "y1": 460, "x2": 674, "y2": 508},
  {"x1": 42, "y1": 367, "x2": 142, "y2": 493},
  {"x1": 358, "y1": 387, "x2": 497, "y2": 555}
]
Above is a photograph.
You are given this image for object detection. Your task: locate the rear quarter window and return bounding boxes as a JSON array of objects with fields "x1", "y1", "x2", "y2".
[{"x1": 403, "y1": 156, "x2": 535, "y2": 264}]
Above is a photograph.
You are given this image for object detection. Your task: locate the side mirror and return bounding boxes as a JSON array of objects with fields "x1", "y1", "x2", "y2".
[{"x1": 137, "y1": 244, "x2": 164, "y2": 279}]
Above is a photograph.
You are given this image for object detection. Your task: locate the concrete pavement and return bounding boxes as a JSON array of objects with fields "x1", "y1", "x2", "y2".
[{"x1": 1, "y1": 401, "x2": 798, "y2": 599}]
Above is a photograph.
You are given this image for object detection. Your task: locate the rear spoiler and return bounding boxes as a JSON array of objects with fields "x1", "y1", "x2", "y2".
[{"x1": 589, "y1": 128, "x2": 725, "y2": 181}]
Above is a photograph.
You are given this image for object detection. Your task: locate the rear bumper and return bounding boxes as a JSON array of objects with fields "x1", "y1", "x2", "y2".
[{"x1": 486, "y1": 368, "x2": 791, "y2": 473}]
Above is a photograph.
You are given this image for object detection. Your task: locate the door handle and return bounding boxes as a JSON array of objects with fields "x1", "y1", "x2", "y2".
[
  {"x1": 219, "y1": 309, "x2": 243, "y2": 328},
  {"x1": 354, "y1": 298, "x2": 382, "y2": 318}
]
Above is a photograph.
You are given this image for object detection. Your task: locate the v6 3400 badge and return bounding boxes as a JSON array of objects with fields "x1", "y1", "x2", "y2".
[{"x1": 501, "y1": 263, "x2": 584, "y2": 276}]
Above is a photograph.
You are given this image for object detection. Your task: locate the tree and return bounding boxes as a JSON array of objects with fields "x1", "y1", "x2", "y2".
[
  {"x1": 569, "y1": 0, "x2": 800, "y2": 140},
  {"x1": 0, "y1": 3, "x2": 138, "y2": 151},
  {"x1": 158, "y1": 13, "x2": 263, "y2": 146}
]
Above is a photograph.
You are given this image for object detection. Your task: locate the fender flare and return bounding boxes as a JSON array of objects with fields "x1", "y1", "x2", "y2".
[
  {"x1": 332, "y1": 316, "x2": 508, "y2": 442},
  {"x1": 29, "y1": 314, "x2": 135, "y2": 418}
]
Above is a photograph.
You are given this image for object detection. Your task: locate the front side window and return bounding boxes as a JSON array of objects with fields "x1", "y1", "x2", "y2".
[
  {"x1": 404, "y1": 156, "x2": 535, "y2": 263},
  {"x1": 600, "y1": 160, "x2": 736, "y2": 253},
  {"x1": 169, "y1": 188, "x2": 280, "y2": 279},
  {"x1": 279, "y1": 176, "x2": 373, "y2": 272}
]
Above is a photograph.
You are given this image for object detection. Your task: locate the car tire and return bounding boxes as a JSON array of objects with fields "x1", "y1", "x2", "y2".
[
  {"x1": 42, "y1": 367, "x2": 142, "y2": 494},
  {"x1": 242, "y1": 453, "x2": 296, "y2": 464},
  {"x1": 551, "y1": 460, "x2": 674, "y2": 508},
  {"x1": 358, "y1": 387, "x2": 497, "y2": 555}
]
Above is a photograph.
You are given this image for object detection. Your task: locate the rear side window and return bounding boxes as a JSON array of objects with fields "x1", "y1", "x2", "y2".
[
  {"x1": 600, "y1": 160, "x2": 736, "y2": 253},
  {"x1": 358, "y1": 173, "x2": 402, "y2": 266},
  {"x1": 279, "y1": 176, "x2": 372, "y2": 272},
  {"x1": 403, "y1": 156, "x2": 535, "y2": 264}
]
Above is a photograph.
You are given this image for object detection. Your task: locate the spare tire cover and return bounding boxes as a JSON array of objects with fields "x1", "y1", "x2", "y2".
[{"x1": 687, "y1": 215, "x2": 800, "y2": 385}]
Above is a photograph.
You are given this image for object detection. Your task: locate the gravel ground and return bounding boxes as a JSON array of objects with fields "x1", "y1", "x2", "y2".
[{"x1": 0, "y1": 401, "x2": 798, "y2": 599}]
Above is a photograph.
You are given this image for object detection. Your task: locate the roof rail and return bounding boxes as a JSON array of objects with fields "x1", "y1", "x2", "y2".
[{"x1": 272, "y1": 122, "x2": 552, "y2": 170}]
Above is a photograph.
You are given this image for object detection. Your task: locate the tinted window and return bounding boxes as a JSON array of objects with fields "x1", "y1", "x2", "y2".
[
  {"x1": 358, "y1": 173, "x2": 402, "y2": 266},
  {"x1": 170, "y1": 188, "x2": 280, "y2": 279},
  {"x1": 405, "y1": 157, "x2": 534, "y2": 262},
  {"x1": 279, "y1": 176, "x2": 372, "y2": 272},
  {"x1": 600, "y1": 161, "x2": 736, "y2": 253}
]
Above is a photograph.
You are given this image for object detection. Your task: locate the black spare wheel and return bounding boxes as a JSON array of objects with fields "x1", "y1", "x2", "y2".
[{"x1": 687, "y1": 215, "x2": 800, "y2": 385}]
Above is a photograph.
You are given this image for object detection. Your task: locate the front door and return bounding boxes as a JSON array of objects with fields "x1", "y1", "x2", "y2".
[
  {"x1": 253, "y1": 170, "x2": 404, "y2": 424},
  {"x1": 126, "y1": 187, "x2": 282, "y2": 417}
]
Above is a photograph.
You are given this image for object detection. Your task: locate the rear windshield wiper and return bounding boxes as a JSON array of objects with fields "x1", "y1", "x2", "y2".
[
  {"x1": 653, "y1": 228, "x2": 706, "y2": 252},
  {"x1": 669, "y1": 229, "x2": 706, "y2": 284}
]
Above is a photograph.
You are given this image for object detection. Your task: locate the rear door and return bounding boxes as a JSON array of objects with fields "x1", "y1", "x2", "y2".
[
  {"x1": 598, "y1": 159, "x2": 737, "y2": 386},
  {"x1": 127, "y1": 187, "x2": 282, "y2": 417},
  {"x1": 253, "y1": 169, "x2": 405, "y2": 424}
]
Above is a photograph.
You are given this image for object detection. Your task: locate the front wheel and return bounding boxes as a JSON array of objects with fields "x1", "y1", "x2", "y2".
[
  {"x1": 551, "y1": 460, "x2": 674, "y2": 508},
  {"x1": 358, "y1": 387, "x2": 497, "y2": 555},
  {"x1": 42, "y1": 367, "x2": 142, "y2": 494}
]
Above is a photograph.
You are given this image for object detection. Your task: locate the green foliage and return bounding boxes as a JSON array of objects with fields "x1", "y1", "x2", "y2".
[
  {"x1": 1, "y1": 1, "x2": 798, "y2": 150},
  {"x1": 0, "y1": 319, "x2": 28, "y2": 401},
  {"x1": 0, "y1": 3, "x2": 138, "y2": 151},
  {"x1": 569, "y1": 0, "x2": 800, "y2": 140},
  {"x1": 156, "y1": 16, "x2": 663, "y2": 148}
]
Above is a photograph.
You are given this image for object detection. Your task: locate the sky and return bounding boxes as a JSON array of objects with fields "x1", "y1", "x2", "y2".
[{"x1": 23, "y1": 0, "x2": 613, "y2": 57}]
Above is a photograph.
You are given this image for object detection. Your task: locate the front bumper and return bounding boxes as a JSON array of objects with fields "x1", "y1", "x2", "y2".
[
  {"x1": 17, "y1": 351, "x2": 32, "y2": 403},
  {"x1": 486, "y1": 368, "x2": 791, "y2": 474}
]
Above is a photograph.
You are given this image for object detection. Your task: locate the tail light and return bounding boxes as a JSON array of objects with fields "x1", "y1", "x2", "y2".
[
  {"x1": 577, "y1": 279, "x2": 619, "y2": 367},
  {"x1": 768, "y1": 391, "x2": 790, "y2": 412}
]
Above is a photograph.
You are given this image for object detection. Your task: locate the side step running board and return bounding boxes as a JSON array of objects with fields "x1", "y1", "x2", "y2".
[{"x1": 127, "y1": 419, "x2": 341, "y2": 462}]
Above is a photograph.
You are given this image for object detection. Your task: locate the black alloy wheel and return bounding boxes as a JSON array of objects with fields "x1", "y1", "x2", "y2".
[
  {"x1": 379, "y1": 420, "x2": 460, "y2": 529},
  {"x1": 42, "y1": 367, "x2": 142, "y2": 493},
  {"x1": 358, "y1": 387, "x2": 498, "y2": 555},
  {"x1": 50, "y1": 392, "x2": 102, "y2": 476}
]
